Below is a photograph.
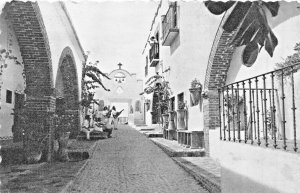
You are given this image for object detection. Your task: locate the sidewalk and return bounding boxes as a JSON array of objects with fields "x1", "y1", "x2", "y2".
[
  {"x1": 134, "y1": 125, "x2": 221, "y2": 193},
  {"x1": 0, "y1": 139, "x2": 99, "y2": 193}
]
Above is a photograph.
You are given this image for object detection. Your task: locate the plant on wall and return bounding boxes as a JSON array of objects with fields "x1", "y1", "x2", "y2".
[
  {"x1": 275, "y1": 42, "x2": 300, "y2": 79},
  {"x1": 0, "y1": 37, "x2": 25, "y2": 109},
  {"x1": 143, "y1": 73, "x2": 171, "y2": 124},
  {"x1": 205, "y1": 1, "x2": 280, "y2": 66},
  {"x1": 81, "y1": 60, "x2": 110, "y2": 108},
  {"x1": 189, "y1": 78, "x2": 202, "y2": 106}
]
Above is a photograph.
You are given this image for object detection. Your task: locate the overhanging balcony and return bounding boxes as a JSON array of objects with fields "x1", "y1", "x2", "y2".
[
  {"x1": 162, "y1": 3, "x2": 179, "y2": 46},
  {"x1": 149, "y1": 43, "x2": 159, "y2": 67}
]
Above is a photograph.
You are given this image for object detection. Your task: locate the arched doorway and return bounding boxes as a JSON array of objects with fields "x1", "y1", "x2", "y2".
[{"x1": 55, "y1": 47, "x2": 80, "y2": 138}]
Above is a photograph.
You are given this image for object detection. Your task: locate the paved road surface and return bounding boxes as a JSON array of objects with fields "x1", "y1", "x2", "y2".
[{"x1": 68, "y1": 125, "x2": 209, "y2": 193}]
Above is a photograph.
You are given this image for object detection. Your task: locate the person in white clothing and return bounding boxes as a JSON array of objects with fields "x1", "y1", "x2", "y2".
[
  {"x1": 81, "y1": 115, "x2": 93, "y2": 140},
  {"x1": 111, "y1": 106, "x2": 118, "y2": 130}
]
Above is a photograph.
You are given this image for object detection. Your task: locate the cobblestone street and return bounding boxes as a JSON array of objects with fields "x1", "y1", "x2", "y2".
[{"x1": 68, "y1": 125, "x2": 209, "y2": 193}]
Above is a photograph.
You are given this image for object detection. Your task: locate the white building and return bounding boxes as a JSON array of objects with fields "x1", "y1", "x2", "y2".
[
  {"x1": 143, "y1": 1, "x2": 300, "y2": 192},
  {"x1": 95, "y1": 63, "x2": 144, "y2": 125}
]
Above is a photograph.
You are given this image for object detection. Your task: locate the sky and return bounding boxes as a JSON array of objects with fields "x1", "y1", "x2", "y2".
[{"x1": 65, "y1": 0, "x2": 159, "y2": 79}]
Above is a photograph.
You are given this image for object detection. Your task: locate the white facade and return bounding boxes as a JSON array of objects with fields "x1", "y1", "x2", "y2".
[
  {"x1": 95, "y1": 65, "x2": 144, "y2": 125},
  {"x1": 142, "y1": 0, "x2": 221, "y2": 129},
  {"x1": 209, "y1": 2, "x2": 300, "y2": 193},
  {"x1": 0, "y1": 2, "x2": 86, "y2": 138},
  {"x1": 0, "y1": 15, "x2": 25, "y2": 137}
]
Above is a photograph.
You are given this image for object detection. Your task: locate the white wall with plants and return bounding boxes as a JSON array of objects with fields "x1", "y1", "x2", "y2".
[{"x1": 0, "y1": 14, "x2": 25, "y2": 137}]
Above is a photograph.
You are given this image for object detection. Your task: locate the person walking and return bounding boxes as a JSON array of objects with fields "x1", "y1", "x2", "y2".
[
  {"x1": 82, "y1": 115, "x2": 93, "y2": 140},
  {"x1": 111, "y1": 106, "x2": 118, "y2": 130},
  {"x1": 102, "y1": 106, "x2": 113, "y2": 138}
]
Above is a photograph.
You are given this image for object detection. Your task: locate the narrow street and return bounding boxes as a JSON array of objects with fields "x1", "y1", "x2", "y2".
[{"x1": 68, "y1": 125, "x2": 209, "y2": 193}]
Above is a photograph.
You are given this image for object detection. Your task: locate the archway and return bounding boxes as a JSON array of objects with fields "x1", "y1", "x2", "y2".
[
  {"x1": 55, "y1": 47, "x2": 80, "y2": 138},
  {"x1": 203, "y1": 3, "x2": 300, "y2": 154}
]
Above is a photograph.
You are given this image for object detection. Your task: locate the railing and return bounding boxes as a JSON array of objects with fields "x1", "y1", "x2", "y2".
[
  {"x1": 162, "y1": 2, "x2": 178, "y2": 42},
  {"x1": 219, "y1": 63, "x2": 300, "y2": 152},
  {"x1": 149, "y1": 43, "x2": 159, "y2": 64}
]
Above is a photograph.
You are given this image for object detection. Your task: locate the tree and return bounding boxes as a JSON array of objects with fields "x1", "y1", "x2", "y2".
[
  {"x1": 143, "y1": 73, "x2": 171, "y2": 124},
  {"x1": 81, "y1": 61, "x2": 110, "y2": 108},
  {"x1": 205, "y1": 1, "x2": 280, "y2": 66}
]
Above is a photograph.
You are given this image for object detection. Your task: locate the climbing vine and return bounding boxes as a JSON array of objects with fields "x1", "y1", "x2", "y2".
[{"x1": 81, "y1": 60, "x2": 110, "y2": 108}]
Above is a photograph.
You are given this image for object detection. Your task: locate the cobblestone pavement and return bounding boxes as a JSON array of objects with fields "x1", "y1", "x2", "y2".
[{"x1": 68, "y1": 125, "x2": 209, "y2": 193}]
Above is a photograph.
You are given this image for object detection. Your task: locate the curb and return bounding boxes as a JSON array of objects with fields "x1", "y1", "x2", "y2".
[
  {"x1": 151, "y1": 139, "x2": 205, "y2": 157},
  {"x1": 172, "y1": 157, "x2": 221, "y2": 193},
  {"x1": 59, "y1": 141, "x2": 99, "y2": 193},
  {"x1": 144, "y1": 133, "x2": 163, "y2": 138}
]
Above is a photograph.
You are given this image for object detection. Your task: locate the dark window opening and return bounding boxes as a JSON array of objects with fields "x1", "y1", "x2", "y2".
[{"x1": 6, "y1": 90, "x2": 12, "y2": 104}]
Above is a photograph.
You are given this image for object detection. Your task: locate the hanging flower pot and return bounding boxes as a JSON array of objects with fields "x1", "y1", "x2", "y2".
[{"x1": 189, "y1": 87, "x2": 201, "y2": 106}]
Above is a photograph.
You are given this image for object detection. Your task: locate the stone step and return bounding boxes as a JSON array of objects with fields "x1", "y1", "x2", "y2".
[
  {"x1": 144, "y1": 133, "x2": 163, "y2": 138},
  {"x1": 150, "y1": 138, "x2": 205, "y2": 157}
]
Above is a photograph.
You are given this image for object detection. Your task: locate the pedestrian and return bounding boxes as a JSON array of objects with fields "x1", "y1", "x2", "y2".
[
  {"x1": 102, "y1": 106, "x2": 113, "y2": 138},
  {"x1": 111, "y1": 106, "x2": 118, "y2": 130},
  {"x1": 81, "y1": 115, "x2": 93, "y2": 140}
]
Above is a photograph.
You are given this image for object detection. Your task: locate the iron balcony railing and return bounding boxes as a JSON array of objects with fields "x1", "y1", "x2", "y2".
[
  {"x1": 162, "y1": 3, "x2": 178, "y2": 42},
  {"x1": 149, "y1": 42, "x2": 159, "y2": 66},
  {"x1": 219, "y1": 62, "x2": 300, "y2": 152}
]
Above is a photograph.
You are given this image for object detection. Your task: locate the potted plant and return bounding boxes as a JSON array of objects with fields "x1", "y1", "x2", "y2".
[
  {"x1": 54, "y1": 114, "x2": 71, "y2": 162},
  {"x1": 23, "y1": 122, "x2": 48, "y2": 164},
  {"x1": 189, "y1": 79, "x2": 202, "y2": 106},
  {"x1": 202, "y1": 89, "x2": 209, "y2": 99},
  {"x1": 177, "y1": 101, "x2": 187, "y2": 130}
]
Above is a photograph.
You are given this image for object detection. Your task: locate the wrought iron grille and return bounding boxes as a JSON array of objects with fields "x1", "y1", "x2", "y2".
[
  {"x1": 219, "y1": 63, "x2": 300, "y2": 152},
  {"x1": 149, "y1": 43, "x2": 159, "y2": 63}
]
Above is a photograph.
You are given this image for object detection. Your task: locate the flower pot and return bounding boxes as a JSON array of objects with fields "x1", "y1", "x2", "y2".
[
  {"x1": 177, "y1": 109, "x2": 186, "y2": 130},
  {"x1": 189, "y1": 87, "x2": 201, "y2": 106},
  {"x1": 26, "y1": 151, "x2": 42, "y2": 164},
  {"x1": 57, "y1": 131, "x2": 70, "y2": 162}
]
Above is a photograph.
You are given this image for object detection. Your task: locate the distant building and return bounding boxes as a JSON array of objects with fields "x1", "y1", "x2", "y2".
[{"x1": 95, "y1": 63, "x2": 144, "y2": 125}]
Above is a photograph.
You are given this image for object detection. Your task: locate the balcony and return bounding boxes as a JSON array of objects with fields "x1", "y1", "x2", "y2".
[
  {"x1": 162, "y1": 3, "x2": 179, "y2": 46},
  {"x1": 149, "y1": 43, "x2": 159, "y2": 67},
  {"x1": 219, "y1": 62, "x2": 300, "y2": 152}
]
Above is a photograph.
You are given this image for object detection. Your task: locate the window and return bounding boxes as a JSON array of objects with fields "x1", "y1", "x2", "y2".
[
  {"x1": 177, "y1": 92, "x2": 184, "y2": 109},
  {"x1": 170, "y1": 97, "x2": 175, "y2": 111},
  {"x1": 6, "y1": 90, "x2": 12, "y2": 104}
]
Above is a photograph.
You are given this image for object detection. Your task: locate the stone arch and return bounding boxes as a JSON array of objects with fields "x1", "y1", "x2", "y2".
[
  {"x1": 203, "y1": 4, "x2": 300, "y2": 154},
  {"x1": 203, "y1": 13, "x2": 238, "y2": 154},
  {"x1": 4, "y1": 1, "x2": 55, "y2": 138},
  {"x1": 4, "y1": 1, "x2": 56, "y2": 159},
  {"x1": 5, "y1": 2, "x2": 54, "y2": 100},
  {"x1": 55, "y1": 47, "x2": 80, "y2": 138}
]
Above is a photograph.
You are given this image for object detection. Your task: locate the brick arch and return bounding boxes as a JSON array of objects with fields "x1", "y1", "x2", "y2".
[
  {"x1": 203, "y1": 13, "x2": 238, "y2": 154},
  {"x1": 5, "y1": 1, "x2": 54, "y2": 100},
  {"x1": 4, "y1": 1, "x2": 56, "y2": 158},
  {"x1": 55, "y1": 47, "x2": 80, "y2": 138}
]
